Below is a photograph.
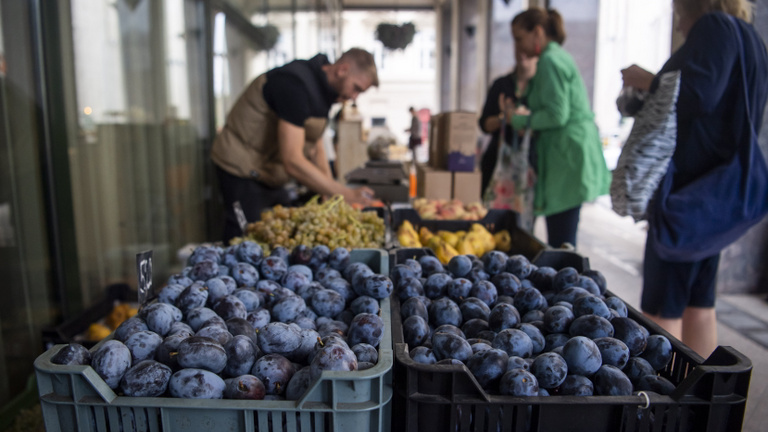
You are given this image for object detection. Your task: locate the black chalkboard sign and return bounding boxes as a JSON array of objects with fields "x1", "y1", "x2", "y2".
[
  {"x1": 233, "y1": 201, "x2": 248, "y2": 235},
  {"x1": 136, "y1": 250, "x2": 153, "y2": 308}
]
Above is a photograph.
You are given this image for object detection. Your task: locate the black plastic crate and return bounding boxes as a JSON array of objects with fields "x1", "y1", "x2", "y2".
[
  {"x1": 390, "y1": 209, "x2": 547, "y2": 259},
  {"x1": 41, "y1": 283, "x2": 136, "y2": 350},
  {"x1": 389, "y1": 249, "x2": 752, "y2": 432}
]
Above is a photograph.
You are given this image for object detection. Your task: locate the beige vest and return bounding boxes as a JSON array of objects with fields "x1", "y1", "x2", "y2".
[{"x1": 211, "y1": 73, "x2": 328, "y2": 187}]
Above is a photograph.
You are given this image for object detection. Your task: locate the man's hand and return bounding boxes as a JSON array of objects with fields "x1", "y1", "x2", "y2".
[
  {"x1": 514, "y1": 105, "x2": 531, "y2": 116},
  {"x1": 621, "y1": 65, "x2": 655, "y2": 92},
  {"x1": 344, "y1": 186, "x2": 375, "y2": 206}
]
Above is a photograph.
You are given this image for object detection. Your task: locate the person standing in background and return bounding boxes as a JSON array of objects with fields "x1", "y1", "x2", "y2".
[
  {"x1": 407, "y1": 106, "x2": 422, "y2": 158},
  {"x1": 509, "y1": 7, "x2": 611, "y2": 248},
  {"x1": 211, "y1": 48, "x2": 378, "y2": 243},
  {"x1": 622, "y1": 0, "x2": 768, "y2": 357},
  {"x1": 478, "y1": 48, "x2": 538, "y2": 206}
]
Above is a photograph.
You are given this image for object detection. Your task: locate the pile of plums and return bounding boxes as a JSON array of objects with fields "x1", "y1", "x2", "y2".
[
  {"x1": 50, "y1": 242, "x2": 390, "y2": 400},
  {"x1": 396, "y1": 251, "x2": 674, "y2": 397}
]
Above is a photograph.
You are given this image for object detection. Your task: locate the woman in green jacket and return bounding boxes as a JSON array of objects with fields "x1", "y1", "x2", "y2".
[{"x1": 510, "y1": 8, "x2": 611, "y2": 248}]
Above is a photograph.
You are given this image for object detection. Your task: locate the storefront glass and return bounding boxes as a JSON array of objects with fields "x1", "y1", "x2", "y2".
[
  {"x1": 68, "y1": 0, "x2": 208, "y2": 304},
  {"x1": 0, "y1": 1, "x2": 56, "y2": 405}
]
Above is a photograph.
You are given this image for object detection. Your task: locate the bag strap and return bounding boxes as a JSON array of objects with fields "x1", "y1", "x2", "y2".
[{"x1": 728, "y1": 15, "x2": 758, "y2": 137}]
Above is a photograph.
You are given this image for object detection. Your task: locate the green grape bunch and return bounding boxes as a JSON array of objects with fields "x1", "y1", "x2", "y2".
[{"x1": 242, "y1": 195, "x2": 385, "y2": 251}]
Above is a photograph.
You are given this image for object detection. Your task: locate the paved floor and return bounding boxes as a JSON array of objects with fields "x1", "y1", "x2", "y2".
[{"x1": 539, "y1": 197, "x2": 767, "y2": 432}]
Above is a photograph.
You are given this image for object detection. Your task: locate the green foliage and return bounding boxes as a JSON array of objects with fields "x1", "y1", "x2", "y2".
[
  {"x1": 253, "y1": 24, "x2": 280, "y2": 51},
  {"x1": 375, "y1": 22, "x2": 416, "y2": 50}
]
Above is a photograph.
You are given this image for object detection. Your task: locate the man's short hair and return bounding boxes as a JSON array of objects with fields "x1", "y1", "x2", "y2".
[{"x1": 338, "y1": 48, "x2": 379, "y2": 87}]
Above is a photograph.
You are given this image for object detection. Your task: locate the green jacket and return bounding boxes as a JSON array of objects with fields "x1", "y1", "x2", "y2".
[{"x1": 512, "y1": 41, "x2": 610, "y2": 216}]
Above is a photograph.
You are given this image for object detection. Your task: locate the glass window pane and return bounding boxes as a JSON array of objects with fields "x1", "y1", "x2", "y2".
[
  {"x1": 69, "y1": 0, "x2": 208, "y2": 304},
  {"x1": 0, "y1": 1, "x2": 55, "y2": 405}
]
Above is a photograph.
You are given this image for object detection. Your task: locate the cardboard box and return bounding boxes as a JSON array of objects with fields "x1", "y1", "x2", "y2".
[
  {"x1": 416, "y1": 165, "x2": 452, "y2": 200},
  {"x1": 430, "y1": 112, "x2": 478, "y2": 172},
  {"x1": 416, "y1": 166, "x2": 482, "y2": 203},
  {"x1": 452, "y1": 171, "x2": 482, "y2": 204}
]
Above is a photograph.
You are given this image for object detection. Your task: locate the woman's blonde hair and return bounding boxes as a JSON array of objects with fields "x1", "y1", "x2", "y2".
[{"x1": 675, "y1": 0, "x2": 752, "y2": 22}]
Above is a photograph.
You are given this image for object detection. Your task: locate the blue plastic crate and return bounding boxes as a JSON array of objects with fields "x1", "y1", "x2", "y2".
[{"x1": 35, "y1": 249, "x2": 393, "y2": 432}]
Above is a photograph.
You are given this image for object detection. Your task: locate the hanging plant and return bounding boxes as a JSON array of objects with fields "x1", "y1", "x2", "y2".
[
  {"x1": 376, "y1": 22, "x2": 416, "y2": 50},
  {"x1": 253, "y1": 24, "x2": 280, "y2": 51}
]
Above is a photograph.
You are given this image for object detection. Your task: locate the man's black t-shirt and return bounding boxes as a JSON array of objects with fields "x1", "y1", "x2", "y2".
[{"x1": 263, "y1": 54, "x2": 339, "y2": 127}]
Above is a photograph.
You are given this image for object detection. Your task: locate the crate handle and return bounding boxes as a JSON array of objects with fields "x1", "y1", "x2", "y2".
[{"x1": 637, "y1": 391, "x2": 651, "y2": 410}]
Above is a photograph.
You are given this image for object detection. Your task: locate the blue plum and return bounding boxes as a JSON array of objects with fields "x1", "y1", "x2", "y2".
[
  {"x1": 270, "y1": 294, "x2": 307, "y2": 322},
  {"x1": 447, "y1": 255, "x2": 473, "y2": 278},
  {"x1": 594, "y1": 337, "x2": 630, "y2": 369},
  {"x1": 351, "y1": 343, "x2": 378, "y2": 364},
  {"x1": 623, "y1": 356, "x2": 656, "y2": 385},
  {"x1": 410, "y1": 346, "x2": 437, "y2": 364},
  {"x1": 424, "y1": 273, "x2": 452, "y2": 301},
  {"x1": 418, "y1": 255, "x2": 444, "y2": 276},
  {"x1": 499, "y1": 368, "x2": 539, "y2": 396},
  {"x1": 636, "y1": 375, "x2": 675, "y2": 395},
  {"x1": 120, "y1": 360, "x2": 172, "y2": 397},
  {"x1": 432, "y1": 331, "x2": 473, "y2": 362},
  {"x1": 347, "y1": 313, "x2": 385, "y2": 348},
  {"x1": 113, "y1": 316, "x2": 149, "y2": 342},
  {"x1": 470, "y1": 280, "x2": 498, "y2": 307},
  {"x1": 552, "y1": 267, "x2": 580, "y2": 292},
  {"x1": 350, "y1": 295, "x2": 380, "y2": 315},
  {"x1": 223, "y1": 335, "x2": 258, "y2": 378},
  {"x1": 311, "y1": 289, "x2": 346, "y2": 318},
  {"x1": 504, "y1": 255, "x2": 533, "y2": 280},
  {"x1": 612, "y1": 317, "x2": 649, "y2": 356},
  {"x1": 176, "y1": 336, "x2": 227, "y2": 374},
  {"x1": 328, "y1": 247, "x2": 351, "y2": 271},
  {"x1": 530, "y1": 352, "x2": 568, "y2": 389},
  {"x1": 640, "y1": 334, "x2": 673, "y2": 371},
  {"x1": 492, "y1": 329, "x2": 534, "y2": 358},
  {"x1": 252, "y1": 354, "x2": 296, "y2": 395},
  {"x1": 310, "y1": 344, "x2": 357, "y2": 380},
  {"x1": 428, "y1": 297, "x2": 462, "y2": 327},
  {"x1": 446, "y1": 277, "x2": 473, "y2": 302},
  {"x1": 396, "y1": 276, "x2": 424, "y2": 300},
  {"x1": 124, "y1": 330, "x2": 163, "y2": 363},
  {"x1": 91, "y1": 340, "x2": 132, "y2": 389},
  {"x1": 466, "y1": 348, "x2": 509, "y2": 389},
  {"x1": 569, "y1": 314, "x2": 614, "y2": 339},
  {"x1": 260, "y1": 256, "x2": 289, "y2": 282},
  {"x1": 491, "y1": 272, "x2": 522, "y2": 297},
  {"x1": 593, "y1": 365, "x2": 633, "y2": 396},
  {"x1": 573, "y1": 295, "x2": 612, "y2": 319},
  {"x1": 400, "y1": 296, "x2": 429, "y2": 321},
  {"x1": 51, "y1": 343, "x2": 91, "y2": 366},
  {"x1": 513, "y1": 287, "x2": 547, "y2": 315},
  {"x1": 223, "y1": 374, "x2": 266, "y2": 400},
  {"x1": 488, "y1": 303, "x2": 521, "y2": 333},
  {"x1": 543, "y1": 305, "x2": 575, "y2": 334},
  {"x1": 258, "y1": 322, "x2": 301, "y2": 355},
  {"x1": 562, "y1": 336, "x2": 602, "y2": 376},
  {"x1": 403, "y1": 315, "x2": 430, "y2": 348},
  {"x1": 559, "y1": 374, "x2": 594, "y2": 396},
  {"x1": 460, "y1": 297, "x2": 491, "y2": 322},
  {"x1": 169, "y1": 368, "x2": 225, "y2": 399}
]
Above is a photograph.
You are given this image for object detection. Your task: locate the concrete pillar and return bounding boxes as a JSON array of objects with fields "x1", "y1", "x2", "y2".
[{"x1": 716, "y1": 0, "x2": 768, "y2": 294}]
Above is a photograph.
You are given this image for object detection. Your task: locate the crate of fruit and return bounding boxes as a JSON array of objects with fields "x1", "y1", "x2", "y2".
[
  {"x1": 35, "y1": 248, "x2": 393, "y2": 432},
  {"x1": 388, "y1": 248, "x2": 751, "y2": 432},
  {"x1": 392, "y1": 208, "x2": 547, "y2": 263}
]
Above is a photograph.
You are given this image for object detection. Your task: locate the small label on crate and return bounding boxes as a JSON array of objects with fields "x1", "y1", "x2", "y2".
[
  {"x1": 136, "y1": 250, "x2": 153, "y2": 308},
  {"x1": 233, "y1": 201, "x2": 248, "y2": 234}
]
